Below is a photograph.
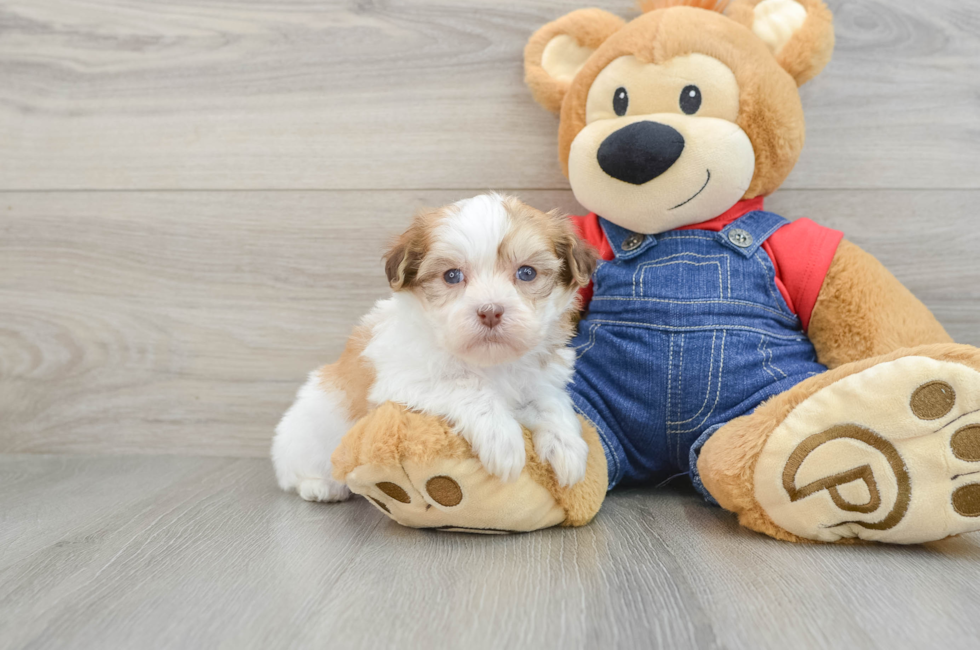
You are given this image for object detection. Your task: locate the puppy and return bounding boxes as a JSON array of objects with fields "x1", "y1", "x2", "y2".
[{"x1": 272, "y1": 193, "x2": 598, "y2": 502}]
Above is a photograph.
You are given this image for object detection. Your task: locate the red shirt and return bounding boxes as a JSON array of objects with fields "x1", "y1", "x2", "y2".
[{"x1": 571, "y1": 198, "x2": 843, "y2": 332}]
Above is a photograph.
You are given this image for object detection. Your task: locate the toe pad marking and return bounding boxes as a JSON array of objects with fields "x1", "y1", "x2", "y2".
[
  {"x1": 426, "y1": 476, "x2": 463, "y2": 507},
  {"x1": 951, "y1": 425, "x2": 980, "y2": 462},
  {"x1": 369, "y1": 497, "x2": 392, "y2": 513},
  {"x1": 377, "y1": 482, "x2": 411, "y2": 503},
  {"x1": 910, "y1": 381, "x2": 956, "y2": 420},
  {"x1": 952, "y1": 484, "x2": 980, "y2": 517}
]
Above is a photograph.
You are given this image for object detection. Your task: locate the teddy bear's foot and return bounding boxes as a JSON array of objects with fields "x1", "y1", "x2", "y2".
[
  {"x1": 701, "y1": 344, "x2": 980, "y2": 544},
  {"x1": 330, "y1": 402, "x2": 607, "y2": 533}
]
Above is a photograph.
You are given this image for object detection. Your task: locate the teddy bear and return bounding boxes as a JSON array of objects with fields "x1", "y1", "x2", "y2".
[{"x1": 330, "y1": 0, "x2": 980, "y2": 544}]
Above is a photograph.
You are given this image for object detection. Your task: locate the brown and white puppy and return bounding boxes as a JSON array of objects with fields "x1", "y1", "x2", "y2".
[{"x1": 271, "y1": 193, "x2": 598, "y2": 502}]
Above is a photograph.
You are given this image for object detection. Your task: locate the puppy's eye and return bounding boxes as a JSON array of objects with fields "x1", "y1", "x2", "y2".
[
  {"x1": 443, "y1": 269, "x2": 464, "y2": 285},
  {"x1": 680, "y1": 85, "x2": 701, "y2": 115},
  {"x1": 613, "y1": 87, "x2": 628, "y2": 116},
  {"x1": 516, "y1": 266, "x2": 537, "y2": 282}
]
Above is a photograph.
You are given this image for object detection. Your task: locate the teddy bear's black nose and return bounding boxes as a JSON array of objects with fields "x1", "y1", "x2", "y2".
[{"x1": 597, "y1": 121, "x2": 685, "y2": 185}]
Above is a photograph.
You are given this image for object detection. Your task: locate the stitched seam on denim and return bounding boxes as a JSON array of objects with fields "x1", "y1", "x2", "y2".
[
  {"x1": 638, "y1": 260, "x2": 724, "y2": 298},
  {"x1": 632, "y1": 252, "x2": 728, "y2": 295},
  {"x1": 764, "y1": 336, "x2": 788, "y2": 378},
  {"x1": 572, "y1": 402, "x2": 621, "y2": 483},
  {"x1": 667, "y1": 334, "x2": 675, "y2": 430},
  {"x1": 763, "y1": 251, "x2": 799, "y2": 320},
  {"x1": 671, "y1": 330, "x2": 726, "y2": 434},
  {"x1": 656, "y1": 234, "x2": 718, "y2": 243},
  {"x1": 753, "y1": 251, "x2": 793, "y2": 317},
  {"x1": 727, "y1": 254, "x2": 731, "y2": 298},
  {"x1": 584, "y1": 320, "x2": 808, "y2": 341},
  {"x1": 589, "y1": 296, "x2": 798, "y2": 323},
  {"x1": 574, "y1": 323, "x2": 602, "y2": 358},
  {"x1": 668, "y1": 330, "x2": 716, "y2": 427},
  {"x1": 614, "y1": 244, "x2": 654, "y2": 262},
  {"x1": 667, "y1": 330, "x2": 715, "y2": 426},
  {"x1": 633, "y1": 257, "x2": 726, "y2": 299},
  {"x1": 756, "y1": 221, "x2": 786, "y2": 245},
  {"x1": 675, "y1": 333, "x2": 686, "y2": 463},
  {"x1": 758, "y1": 334, "x2": 777, "y2": 382},
  {"x1": 630, "y1": 250, "x2": 729, "y2": 261},
  {"x1": 677, "y1": 333, "x2": 685, "y2": 431},
  {"x1": 757, "y1": 334, "x2": 783, "y2": 383},
  {"x1": 671, "y1": 331, "x2": 727, "y2": 434}
]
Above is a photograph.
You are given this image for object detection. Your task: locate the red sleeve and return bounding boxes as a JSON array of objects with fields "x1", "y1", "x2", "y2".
[
  {"x1": 570, "y1": 213, "x2": 613, "y2": 311},
  {"x1": 762, "y1": 218, "x2": 843, "y2": 332}
]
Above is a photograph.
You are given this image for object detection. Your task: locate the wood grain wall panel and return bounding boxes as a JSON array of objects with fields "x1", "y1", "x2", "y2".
[
  {"x1": 0, "y1": 0, "x2": 977, "y2": 191},
  {"x1": 1, "y1": 189, "x2": 976, "y2": 456}
]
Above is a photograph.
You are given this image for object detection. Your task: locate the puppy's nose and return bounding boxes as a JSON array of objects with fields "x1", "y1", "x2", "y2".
[
  {"x1": 597, "y1": 121, "x2": 685, "y2": 185},
  {"x1": 477, "y1": 304, "x2": 504, "y2": 329}
]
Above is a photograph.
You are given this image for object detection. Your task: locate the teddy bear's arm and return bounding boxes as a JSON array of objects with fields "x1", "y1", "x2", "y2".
[{"x1": 807, "y1": 240, "x2": 953, "y2": 369}]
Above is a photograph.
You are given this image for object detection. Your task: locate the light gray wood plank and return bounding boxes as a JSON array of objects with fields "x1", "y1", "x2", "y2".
[
  {"x1": 0, "y1": 0, "x2": 977, "y2": 191},
  {"x1": 1, "y1": 189, "x2": 978, "y2": 457},
  {"x1": 2, "y1": 454, "x2": 980, "y2": 650}
]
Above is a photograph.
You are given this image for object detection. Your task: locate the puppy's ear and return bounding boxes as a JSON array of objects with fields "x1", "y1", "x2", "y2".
[
  {"x1": 524, "y1": 9, "x2": 626, "y2": 113},
  {"x1": 727, "y1": 0, "x2": 834, "y2": 86},
  {"x1": 383, "y1": 221, "x2": 427, "y2": 291},
  {"x1": 552, "y1": 211, "x2": 598, "y2": 288}
]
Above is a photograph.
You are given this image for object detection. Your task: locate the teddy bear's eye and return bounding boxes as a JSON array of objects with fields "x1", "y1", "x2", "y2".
[
  {"x1": 680, "y1": 85, "x2": 701, "y2": 115},
  {"x1": 613, "y1": 87, "x2": 629, "y2": 116}
]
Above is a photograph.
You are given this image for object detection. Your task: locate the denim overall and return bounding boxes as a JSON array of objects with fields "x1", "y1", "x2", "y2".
[{"x1": 568, "y1": 210, "x2": 827, "y2": 498}]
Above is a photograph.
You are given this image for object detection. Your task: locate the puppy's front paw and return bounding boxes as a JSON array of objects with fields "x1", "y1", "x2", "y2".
[
  {"x1": 296, "y1": 477, "x2": 352, "y2": 503},
  {"x1": 458, "y1": 417, "x2": 526, "y2": 482},
  {"x1": 534, "y1": 426, "x2": 589, "y2": 487}
]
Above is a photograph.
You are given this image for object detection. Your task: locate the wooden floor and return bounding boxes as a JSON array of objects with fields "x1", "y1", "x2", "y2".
[
  {"x1": 2, "y1": 0, "x2": 980, "y2": 648},
  {"x1": 5, "y1": 454, "x2": 980, "y2": 650}
]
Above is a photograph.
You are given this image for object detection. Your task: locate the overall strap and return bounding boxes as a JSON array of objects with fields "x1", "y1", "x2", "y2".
[
  {"x1": 598, "y1": 217, "x2": 657, "y2": 261},
  {"x1": 716, "y1": 210, "x2": 789, "y2": 258}
]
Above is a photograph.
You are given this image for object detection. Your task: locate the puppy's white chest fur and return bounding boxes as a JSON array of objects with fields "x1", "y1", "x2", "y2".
[{"x1": 359, "y1": 291, "x2": 583, "y2": 483}]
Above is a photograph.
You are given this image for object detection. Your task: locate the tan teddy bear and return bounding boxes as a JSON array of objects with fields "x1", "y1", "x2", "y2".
[{"x1": 331, "y1": 0, "x2": 980, "y2": 544}]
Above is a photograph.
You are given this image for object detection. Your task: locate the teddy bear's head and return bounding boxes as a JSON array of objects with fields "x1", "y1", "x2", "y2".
[{"x1": 525, "y1": 0, "x2": 834, "y2": 234}]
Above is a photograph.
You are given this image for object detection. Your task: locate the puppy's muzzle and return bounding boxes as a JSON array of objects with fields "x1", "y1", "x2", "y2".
[
  {"x1": 597, "y1": 121, "x2": 685, "y2": 185},
  {"x1": 477, "y1": 304, "x2": 504, "y2": 329}
]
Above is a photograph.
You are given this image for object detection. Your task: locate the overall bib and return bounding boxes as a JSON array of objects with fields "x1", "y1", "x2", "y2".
[{"x1": 568, "y1": 210, "x2": 827, "y2": 497}]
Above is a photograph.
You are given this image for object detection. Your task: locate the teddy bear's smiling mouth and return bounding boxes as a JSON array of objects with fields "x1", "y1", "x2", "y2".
[{"x1": 669, "y1": 169, "x2": 711, "y2": 210}]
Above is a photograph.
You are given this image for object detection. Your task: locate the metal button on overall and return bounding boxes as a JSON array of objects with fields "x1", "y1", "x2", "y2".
[
  {"x1": 727, "y1": 228, "x2": 753, "y2": 248},
  {"x1": 621, "y1": 233, "x2": 644, "y2": 251}
]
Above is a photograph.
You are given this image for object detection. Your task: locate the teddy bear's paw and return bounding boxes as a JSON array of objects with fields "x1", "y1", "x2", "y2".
[
  {"x1": 343, "y1": 456, "x2": 566, "y2": 534},
  {"x1": 295, "y1": 477, "x2": 352, "y2": 503},
  {"x1": 533, "y1": 428, "x2": 589, "y2": 487},
  {"x1": 754, "y1": 356, "x2": 980, "y2": 544}
]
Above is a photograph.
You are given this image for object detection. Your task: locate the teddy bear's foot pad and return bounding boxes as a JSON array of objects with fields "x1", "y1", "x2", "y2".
[
  {"x1": 754, "y1": 356, "x2": 980, "y2": 543},
  {"x1": 332, "y1": 402, "x2": 608, "y2": 533},
  {"x1": 345, "y1": 456, "x2": 567, "y2": 533}
]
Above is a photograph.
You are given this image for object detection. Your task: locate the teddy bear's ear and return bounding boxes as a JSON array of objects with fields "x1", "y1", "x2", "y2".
[
  {"x1": 727, "y1": 0, "x2": 834, "y2": 86},
  {"x1": 524, "y1": 9, "x2": 626, "y2": 113}
]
